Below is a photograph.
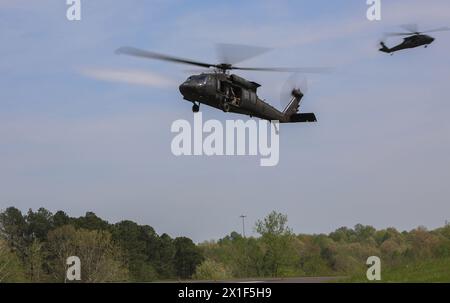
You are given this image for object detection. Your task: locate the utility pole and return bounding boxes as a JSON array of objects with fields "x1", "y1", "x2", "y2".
[{"x1": 240, "y1": 215, "x2": 247, "y2": 238}]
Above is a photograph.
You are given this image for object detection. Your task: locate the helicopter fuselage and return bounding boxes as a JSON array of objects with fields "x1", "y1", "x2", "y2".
[
  {"x1": 380, "y1": 34, "x2": 435, "y2": 54},
  {"x1": 179, "y1": 73, "x2": 289, "y2": 122}
]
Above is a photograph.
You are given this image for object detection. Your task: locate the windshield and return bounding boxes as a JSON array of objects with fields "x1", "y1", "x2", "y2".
[
  {"x1": 187, "y1": 74, "x2": 208, "y2": 85},
  {"x1": 196, "y1": 75, "x2": 208, "y2": 85}
]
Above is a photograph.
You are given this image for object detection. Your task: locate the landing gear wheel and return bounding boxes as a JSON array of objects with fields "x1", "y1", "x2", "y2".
[
  {"x1": 192, "y1": 104, "x2": 200, "y2": 113},
  {"x1": 222, "y1": 102, "x2": 230, "y2": 112}
]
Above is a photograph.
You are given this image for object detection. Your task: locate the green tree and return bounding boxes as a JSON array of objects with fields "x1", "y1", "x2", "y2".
[
  {"x1": 0, "y1": 239, "x2": 26, "y2": 282},
  {"x1": 24, "y1": 238, "x2": 46, "y2": 282},
  {"x1": 255, "y1": 211, "x2": 298, "y2": 277},
  {"x1": 174, "y1": 237, "x2": 203, "y2": 279},
  {"x1": 25, "y1": 208, "x2": 53, "y2": 241},
  {"x1": 0, "y1": 207, "x2": 28, "y2": 256},
  {"x1": 111, "y1": 220, "x2": 158, "y2": 281},
  {"x1": 193, "y1": 259, "x2": 232, "y2": 281},
  {"x1": 47, "y1": 225, "x2": 128, "y2": 282},
  {"x1": 354, "y1": 224, "x2": 376, "y2": 243},
  {"x1": 243, "y1": 237, "x2": 265, "y2": 277},
  {"x1": 73, "y1": 212, "x2": 109, "y2": 231},
  {"x1": 157, "y1": 233, "x2": 176, "y2": 278},
  {"x1": 329, "y1": 227, "x2": 355, "y2": 243},
  {"x1": 53, "y1": 211, "x2": 71, "y2": 228},
  {"x1": 255, "y1": 211, "x2": 292, "y2": 236}
]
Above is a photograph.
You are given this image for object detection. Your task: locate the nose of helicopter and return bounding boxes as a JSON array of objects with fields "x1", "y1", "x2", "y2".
[
  {"x1": 179, "y1": 82, "x2": 195, "y2": 96},
  {"x1": 425, "y1": 35, "x2": 435, "y2": 43}
]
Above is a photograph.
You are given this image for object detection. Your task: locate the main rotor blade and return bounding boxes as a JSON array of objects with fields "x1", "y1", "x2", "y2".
[
  {"x1": 421, "y1": 26, "x2": 450, "y2": 33},
  {"x1": 232, "y1": 66, "x2": 333, "y2": 73},
  {"x1": 385, "y1": 26, "x2": 450, "y2": 37},
  {"x1": 182, "y1": 69, "x2": 212, "y2": 74},
  {"x1": 384, "y1": 32, "x2": 415, "y2": 37},
  {"x1": 216, "y1": 43, "x2": 271, "y2": 65},
  {"x1": 116, "y1": 47, "x2": 217, "y2": 69},
  {"x1": 384, "y1": 24, "x2": 419, "y2": 37},
  {"x1": 400, "y1": 23, "x2": 419, "y2": 33}
]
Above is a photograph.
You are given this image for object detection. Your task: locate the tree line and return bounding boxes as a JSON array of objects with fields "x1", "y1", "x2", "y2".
[
  {"x1": 197, "y1": 212, "x2": 450, "y2": 280},
  {"x1": 0, "y1": 207, "x2": 202, "y2": 282},
  {"x1": 1, "y1": 207, "x2": 450, "y2": 282}
]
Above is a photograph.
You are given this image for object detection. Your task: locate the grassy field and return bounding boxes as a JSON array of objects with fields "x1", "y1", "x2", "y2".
[{"x1": 341, "y1": 258, "x2": 450, "y2": 283}]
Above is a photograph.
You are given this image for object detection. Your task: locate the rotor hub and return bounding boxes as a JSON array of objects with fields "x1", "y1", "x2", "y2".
[{"x1": 216, "y1": 63, "x2": 233, "y2": 72}]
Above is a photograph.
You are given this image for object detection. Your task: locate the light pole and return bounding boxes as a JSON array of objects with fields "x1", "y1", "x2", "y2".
[{"x1": 240, "y1": 215, "x2": 247, "y2": 238}]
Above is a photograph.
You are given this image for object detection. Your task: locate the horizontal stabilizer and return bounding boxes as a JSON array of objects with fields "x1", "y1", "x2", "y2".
[{"x1": 290, "y1": 113, "x2": 317, "y2": 123}]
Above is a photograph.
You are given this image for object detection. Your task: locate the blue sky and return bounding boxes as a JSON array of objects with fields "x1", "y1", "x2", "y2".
[{"x1": 1, "y1": 0, "x2": 450, "y2": 242}]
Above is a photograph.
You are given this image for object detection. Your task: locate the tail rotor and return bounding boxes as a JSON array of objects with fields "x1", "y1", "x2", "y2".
[{"x1": 280, "y1": 73, "x2": 308, "y2": 112}]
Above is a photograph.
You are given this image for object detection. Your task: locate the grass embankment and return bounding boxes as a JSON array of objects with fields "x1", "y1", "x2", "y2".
[{"x1": 341, "y1": 258, "x2": 450, "y2": 282}]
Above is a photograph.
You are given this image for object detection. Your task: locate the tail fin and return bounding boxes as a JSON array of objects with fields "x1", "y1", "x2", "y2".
[
  {"x1": 282, "y1": 89, "x2": 317, "y2": 123},
  {"x1": 283, "y1": 89, "x2": 303, "y2": 117},
  {"x1": 379, "y1": 42, "x2": 391, "y2": 53}
]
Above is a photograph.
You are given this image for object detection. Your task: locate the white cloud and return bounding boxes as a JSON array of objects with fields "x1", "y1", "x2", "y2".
[{"x1": 79, "y1": 67, "x2": 176, "y2": 88}]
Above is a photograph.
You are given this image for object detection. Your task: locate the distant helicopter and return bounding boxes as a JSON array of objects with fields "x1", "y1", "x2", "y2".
[
  {"x1": 116, "y1": 44, "x2": 330, "y2": 123},
  {"x1": 379, "y1": 24, "x2": 450, "y2": 54}
]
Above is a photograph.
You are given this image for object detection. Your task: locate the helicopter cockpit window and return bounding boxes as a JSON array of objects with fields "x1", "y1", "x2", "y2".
[
  {"x1": 186, "y1": 75, "x2": 208, "y2": 85},
  {"x1": 195, "y1": 75, "x2": 208, "y2": 85}
]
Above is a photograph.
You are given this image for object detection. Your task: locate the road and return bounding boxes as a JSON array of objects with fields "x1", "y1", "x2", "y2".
[{"x1": 181, "y1": 277, "x2": 342, "y2": 283}]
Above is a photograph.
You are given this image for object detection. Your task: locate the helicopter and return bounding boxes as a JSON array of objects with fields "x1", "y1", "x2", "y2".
[
  {"x1": 116, "y1": 45, "x2": 330, "y2": 123},
  {"x1": 379, "y1": 24, "x2": 450, "y2": 54}
]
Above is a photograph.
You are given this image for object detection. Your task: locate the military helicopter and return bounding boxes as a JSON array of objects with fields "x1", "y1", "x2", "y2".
[
  {"x1": 116, "y1": 44, "x2": 330, "y2": 123},
  {"x1": 379, "y1": 24, "x2": 450, "y2": 54}
]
